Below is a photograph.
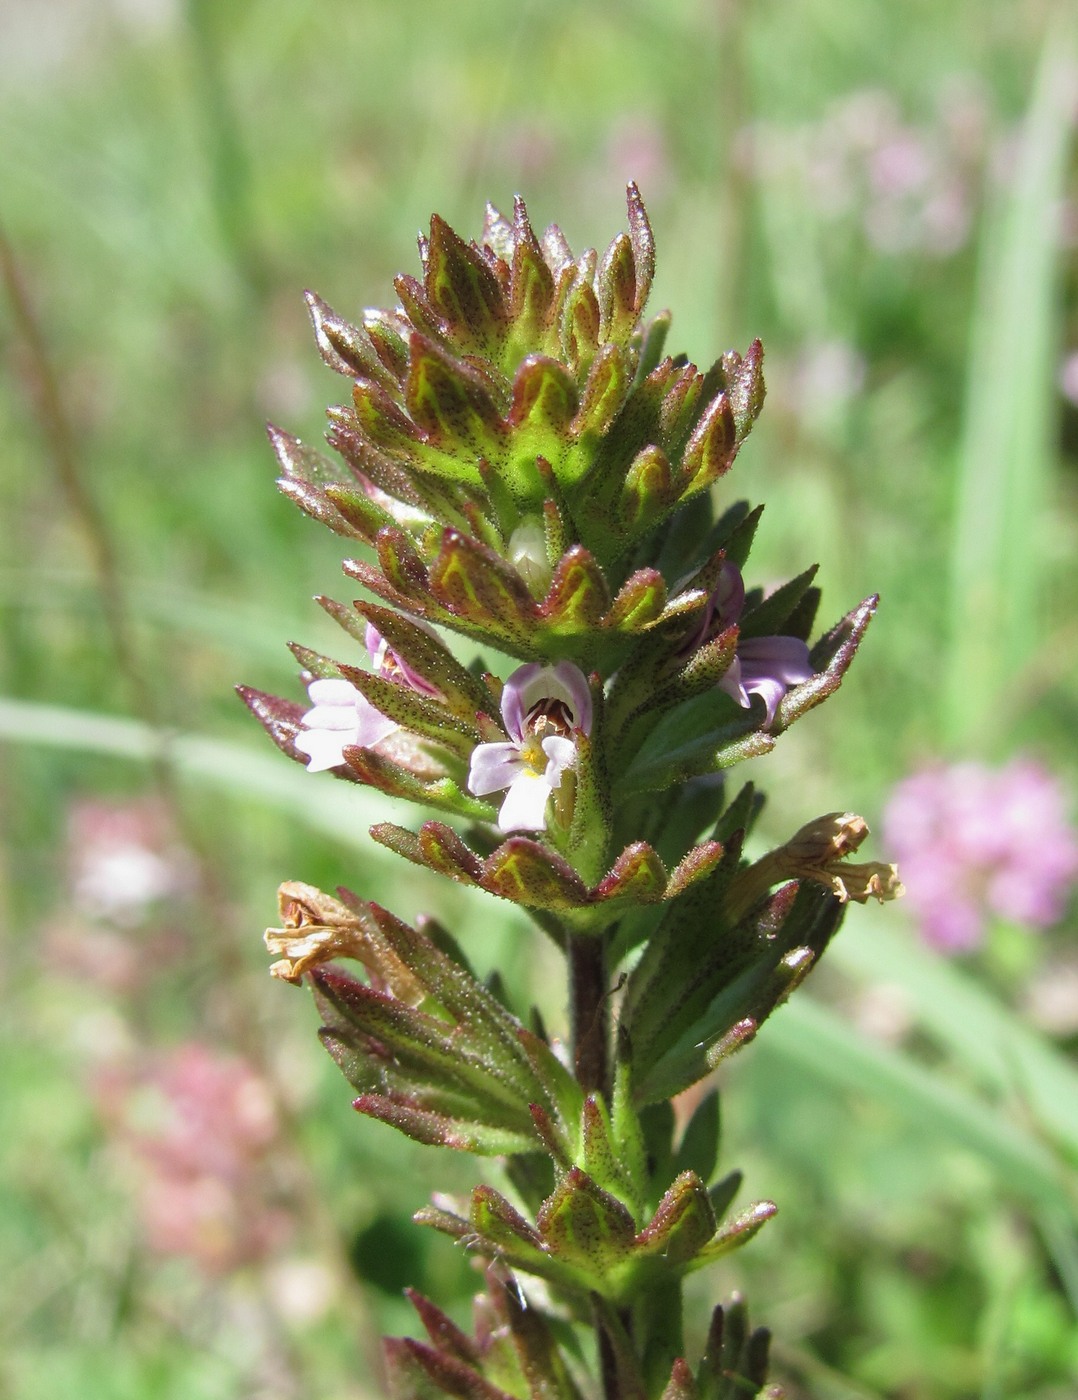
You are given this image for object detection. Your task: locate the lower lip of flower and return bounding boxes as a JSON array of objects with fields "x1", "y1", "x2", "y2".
[{"x1": 518, "y1": 735, "x2": 548, "y2": 774}]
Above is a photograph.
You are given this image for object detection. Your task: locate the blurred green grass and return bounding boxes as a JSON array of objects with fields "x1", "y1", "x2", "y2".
[{"x1": 1, "y1": 1, "x2": 1077, "y2": 1397}]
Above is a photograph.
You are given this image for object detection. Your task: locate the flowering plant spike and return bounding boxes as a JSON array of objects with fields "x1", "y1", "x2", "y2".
[{"x1": 242, "y1": 187, "x2": 901, "y2": 1398}]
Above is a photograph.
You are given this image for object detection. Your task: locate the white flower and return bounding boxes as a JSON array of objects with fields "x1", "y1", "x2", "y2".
[
  {"x1": 467, "y1": 662, "x2": 592, "y2": 833},
  {"x1": 293, "y1": 677, "x2": 398, "y2": 773},
  {"x1": 294, "y1": 619, "x2": 442, "y2": 773}
]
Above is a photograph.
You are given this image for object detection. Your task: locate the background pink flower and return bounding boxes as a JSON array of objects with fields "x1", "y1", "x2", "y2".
[
  {"x1": 882, "y1": 759, "x2": 1078, "y2": 952},
  {"x1": 96, "y1": 1043, "x2": 292, "y2": 1276}
]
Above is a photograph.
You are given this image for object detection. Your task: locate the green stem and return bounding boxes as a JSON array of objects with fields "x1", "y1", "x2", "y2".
[{"x1": 636, "y1": 1282, "x2": 685, "y2": 1395}]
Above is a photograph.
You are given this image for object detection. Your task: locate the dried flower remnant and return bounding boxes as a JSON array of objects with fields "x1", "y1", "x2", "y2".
[
  {"x1": 726, "y1": 811, "x2": 902, "y2": 922},
  {"x1": 265, "y1": 880, "x2": 425, "y2": 1003},
  {"x1": 467, "y1": 662, "x2": 591, "y2": 832},
  {"x1": 883, "y1": 759, "x2": 1078, "y2": 952}
]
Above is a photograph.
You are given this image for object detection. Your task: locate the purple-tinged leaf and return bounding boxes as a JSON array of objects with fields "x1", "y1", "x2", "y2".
[
  {"x1": 404, "y1": 1289, "x2": 480, "y2": 1367},
  {"x1": 506, "y1": 354, "x2": 578, "y2": 434},
  {"x1": 352, "y1": 376, "x2": 426, "y2": 455},
  {"x1": 509, "y1": 196, "x2": 555, "y2": 334},
  {"x1": 419, "y1": 822, "x2": 484, "y2": 884},
  {"x1": 570, "y1": 343, "x2": 630, "y2": 440},
  {"x1": 425, "y1": 214, "x2": 507, "y2": 350},
  {"x1": 620, "y1": 444, "x2": 674, "y2": 531},
  {"x1": 429, "y1": 529, "x2": 537, "y2": 636},
  {"x1": 633, "y1": 1171, "x2": 715, "y2": 1265},
  {"x1": 689, "y1": 1201, "x2": 777, "y2": 1270},
  {"x1": 383, "y1": 1336, "x2": 515, "y2": 1400},
  {"x1": 592, "y1": 842, "x2": 668, "y2": 905},
  {"x1": 777, "y1": 594, "x2": 877, "y2": 729},
  {"x1": 626, "y1": 181, "x2": 655, "y2": 313},
  {"x1": 236, "y1": 685, "x2": 305, "y2": 762},
  {"x1": 343, "y1": 746, "x2": 494, "y2": 819},
  {"x1": 376, "y1": 525, "x2": 432, "y2": 595},
  {"x1": 660, "y1": 1358, "x2": 699, "y2": 1400},
  {"x1": 676, "y1": 393, "x2": 736, "y2": 495},
  {"x1": 305, "y1": 291, "x2": 396, "y2": 391},
  {"x1": 597, "y1": 231, "x2": 637, "y2": 341},
  {"x1": 536, "y1": 1167, "x2": 636, "y2": 1273},
  {"x1": 665, "y1": 841, "x2": 726, "y2": 898},
  {"x1": 722, "y1": 339, "x2": 766, "y2": 441},
  {"x1": 405, "y1": 334, "x2": 506, "y2": 454}
]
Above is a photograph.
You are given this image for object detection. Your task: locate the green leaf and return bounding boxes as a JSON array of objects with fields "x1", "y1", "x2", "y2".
[
  {"x1": 671, "y1": 1090, "x2": 720, "y2": 1187},
  {"x1": 738, "y1": 565, "x2": 819, "y2": 640},
  {"x1": 603, "y1": 569, "x2": 668, "y2": 632},
  {"x1": 536, "y1": 1167, "x2": 636, "y2": 1277}
]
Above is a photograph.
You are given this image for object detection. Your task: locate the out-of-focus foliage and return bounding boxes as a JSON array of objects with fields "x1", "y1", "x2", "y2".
[{"x1": 0, "y1": 1, "x2": 1076, "y2": 1397}]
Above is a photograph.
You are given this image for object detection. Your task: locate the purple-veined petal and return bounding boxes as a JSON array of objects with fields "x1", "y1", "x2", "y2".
[
  {"x1": 713, "y1": 561, "x2": 746, "y2": 629},
  {"x1": 365, "y1": 618, "x2": 442, "y2": 697},
  {"x1": 500, "y1": 662, "x2": 543, "y2": 741},
  {"x1": 302, "y1": 702, "x2": 361, "y2": 731},
  {"x1": 738, "y1": 636, "x2": 814, "y2": 727},
  {"x1": 738, "y1": 635, "x2": 814, "y2": 687},
  {"x1": 498, "y1": 771, "x2": 554, "y2": 832},
  {"x1": 718, "y1": 656, "x2": 749, "y2": 709},
  {"x1": 747, "y1": 676, "x2": 787, "y2": 728},
  {"x1": 468, "y1": 742, "x2": 526, "y2": 797},
  {"x1": 298, "y1": 678, "x2": 398, "y2": 769},
  {"x1": 547, "y1": 661, "x2": 593, "y2": 735},
  {"x1": 500, "y1": 661, "x2": 592, "y2": 739}
]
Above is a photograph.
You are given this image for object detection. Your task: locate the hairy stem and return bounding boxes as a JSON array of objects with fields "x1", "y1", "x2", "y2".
[{"x1": 569, "y1": 932, "x2": 610, "y2": 1098}]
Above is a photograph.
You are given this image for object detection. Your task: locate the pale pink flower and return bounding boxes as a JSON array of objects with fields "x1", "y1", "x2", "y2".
[
  {"x1": 883, "y1": 759, "x2": 1078, "y2": 952},
  {"x1": 295, "y1": 620, "x2": 438, "y2": 773},
  {"x1": 687, "y1": 562, "x2": 814, "y2": 729}
]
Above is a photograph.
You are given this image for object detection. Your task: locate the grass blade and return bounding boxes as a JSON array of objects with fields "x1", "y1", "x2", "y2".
[{"x1": 943, "y1": 20, "x2": 1076, "y2": 746}]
